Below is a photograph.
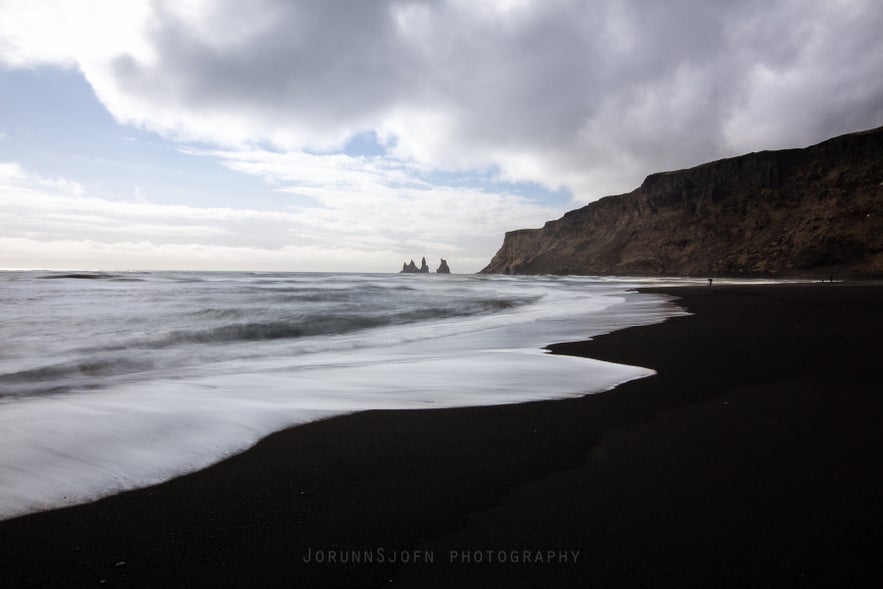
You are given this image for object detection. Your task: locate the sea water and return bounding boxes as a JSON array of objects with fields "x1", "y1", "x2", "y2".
[{"x1": 0, "y1": 271, "x2": 693, "y2": 520}]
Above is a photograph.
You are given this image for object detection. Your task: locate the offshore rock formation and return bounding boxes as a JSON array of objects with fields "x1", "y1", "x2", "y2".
[
  {"x1": 401, "y1": 257, "x2": 430, "y2": 273},
  {"x1": 400, "y1": 257, "x2": 452, "y2": 273},
  {"x1": 481, "y1": 126, "x2": 883, "y2": 277}
]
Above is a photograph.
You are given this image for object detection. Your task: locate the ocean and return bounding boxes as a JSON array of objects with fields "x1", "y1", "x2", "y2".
[{"x1": 0, "y1": 271, "x2": 694, "y2": 520}]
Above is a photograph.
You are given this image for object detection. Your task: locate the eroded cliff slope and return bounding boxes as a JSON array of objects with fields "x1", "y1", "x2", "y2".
[{"x1": 481, "y1": 126, "x2": 883, "y2": 276}]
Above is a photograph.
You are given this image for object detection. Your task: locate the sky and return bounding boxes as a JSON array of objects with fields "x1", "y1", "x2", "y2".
[{"x1": 1, "y1": 0, "x2": 881, "y2": 273}]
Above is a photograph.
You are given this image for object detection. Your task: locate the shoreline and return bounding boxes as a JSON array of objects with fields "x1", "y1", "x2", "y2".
[
  {"x1": 0, "y1": 278, "x2": 674, "y2": 523},
  {"x1": 1, "y1": 282, "x2": 881, "y2": 587}
]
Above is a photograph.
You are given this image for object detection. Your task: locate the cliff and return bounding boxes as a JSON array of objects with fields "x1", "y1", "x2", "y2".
[{"x1": 481, "y1": 126, "x2": 883, "y2": 277}]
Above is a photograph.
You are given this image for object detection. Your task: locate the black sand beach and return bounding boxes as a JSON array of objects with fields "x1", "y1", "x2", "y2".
[{"x1": 1, "y1": 283, "x2": 881, "y2": 587}]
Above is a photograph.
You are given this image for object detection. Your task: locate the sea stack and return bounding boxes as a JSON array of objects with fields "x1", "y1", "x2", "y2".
[
  {"x1": 437, "y1": 259, "x2": 451, "y2": 274},
  {"x1": 400, "y1": 257, "x2": 431, "y2": 273}
]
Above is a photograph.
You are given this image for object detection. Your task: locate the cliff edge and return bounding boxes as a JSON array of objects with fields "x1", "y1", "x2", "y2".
[{"x1": 481, "y1": 126, "x2": 883, "y2": 276}]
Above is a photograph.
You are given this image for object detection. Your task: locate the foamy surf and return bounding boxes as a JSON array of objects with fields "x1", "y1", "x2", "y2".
[{"x1": 0, "y1": 271, "x2": 692, "y2": 520}]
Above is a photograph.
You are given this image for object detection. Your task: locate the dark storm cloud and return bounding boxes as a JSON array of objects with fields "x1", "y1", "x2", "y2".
[
  {"x1": 146, "y1": 1, "x2": 407, "y2": 122},
  {"x1": 93, "y1": 0, "x2": 883, "y2": 199}
]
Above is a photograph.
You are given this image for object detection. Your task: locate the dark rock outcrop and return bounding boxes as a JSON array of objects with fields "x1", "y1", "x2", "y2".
[
  {"x1": 481, "y1": 126, "x2": 883, "y2": 277},
  {"x1": 437, "y1": 259, "x2": 451, "y2": 274},
  {"x1": 401, "y1": 257, "x2": 430, "y2": 273}
]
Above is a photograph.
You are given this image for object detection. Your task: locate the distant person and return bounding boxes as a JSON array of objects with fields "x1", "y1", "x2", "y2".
[{"x1": 708, "y1": 278, "x2": 713, "y2": 286}]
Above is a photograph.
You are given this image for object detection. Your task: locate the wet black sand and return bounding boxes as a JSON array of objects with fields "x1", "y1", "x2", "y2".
[{"x1": 1, "y1": 283, "x2": 881, "y2": 587}]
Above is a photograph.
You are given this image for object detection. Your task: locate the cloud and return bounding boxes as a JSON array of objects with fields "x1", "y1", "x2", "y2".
[
  {"x1": 1, "y1": 0, "x2": 882, "y2": 205},
  {"x1": 0, "y1": 0, "x2": 153, "y2": 68},
  {"x1": 0, "y1": 236, "x2": 401, "y2": 272},
  {"x1": 0, "y1": 160, "x2": 558, "y2": 272}
]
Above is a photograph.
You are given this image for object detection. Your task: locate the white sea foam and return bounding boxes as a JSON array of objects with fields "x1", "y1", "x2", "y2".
[{"x1": 0, "y1": 272, "x2": 696, "y2": 520}]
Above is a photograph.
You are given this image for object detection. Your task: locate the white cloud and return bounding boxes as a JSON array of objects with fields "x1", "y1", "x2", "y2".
[
  {"x1": 0, "y1": 236, "x2": 405, "y2": 273},
  {"x1": 197, "y1": 146, "x2": 560, "y2": 238},
  {"x1": 0, "y1": 0, "x2": 154, "y2": 68},
  {"x1": 0, "y1": 160, "x2": 559, "y2": 272}
]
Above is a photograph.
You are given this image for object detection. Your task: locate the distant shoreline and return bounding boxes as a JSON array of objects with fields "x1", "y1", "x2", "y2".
[{"x1": 1, "y1": 282, "x2": 881, "y2": 587}]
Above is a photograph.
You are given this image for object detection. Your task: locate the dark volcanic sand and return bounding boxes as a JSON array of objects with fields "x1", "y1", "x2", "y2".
[{"x1": 1, "y1": 283, "x2": 881, "y2": 588}]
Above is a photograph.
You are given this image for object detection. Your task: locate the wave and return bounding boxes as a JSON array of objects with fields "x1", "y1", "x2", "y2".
[
  {"x1": 38, "y1": 273, "x2": 144, "y2": 282},
  {"x1": 0, "y1": 272, "x2": 697, "y2": 520},
  {"x1": 0, "y1": 356, "x2": 156, "y2": 398},
  {"x1": 143, "y1": 298, "x2": 539, "y2": 348},
  {"x1": 0, "y1": 294, "x2": 543, "y2": 398},
  {"x1": 162, "y1": 316, "x2": 384, "y2": 345}
]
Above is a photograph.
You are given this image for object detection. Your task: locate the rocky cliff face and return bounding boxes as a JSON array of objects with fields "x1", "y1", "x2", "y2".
[{"x1": 481, "y1": 126, "x2": 883, "y2": 277}]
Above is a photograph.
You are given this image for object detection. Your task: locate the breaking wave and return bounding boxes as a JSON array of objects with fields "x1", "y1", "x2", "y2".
[{"x1": 0, "y1": 270, "x2": 694, "y2": 520}]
